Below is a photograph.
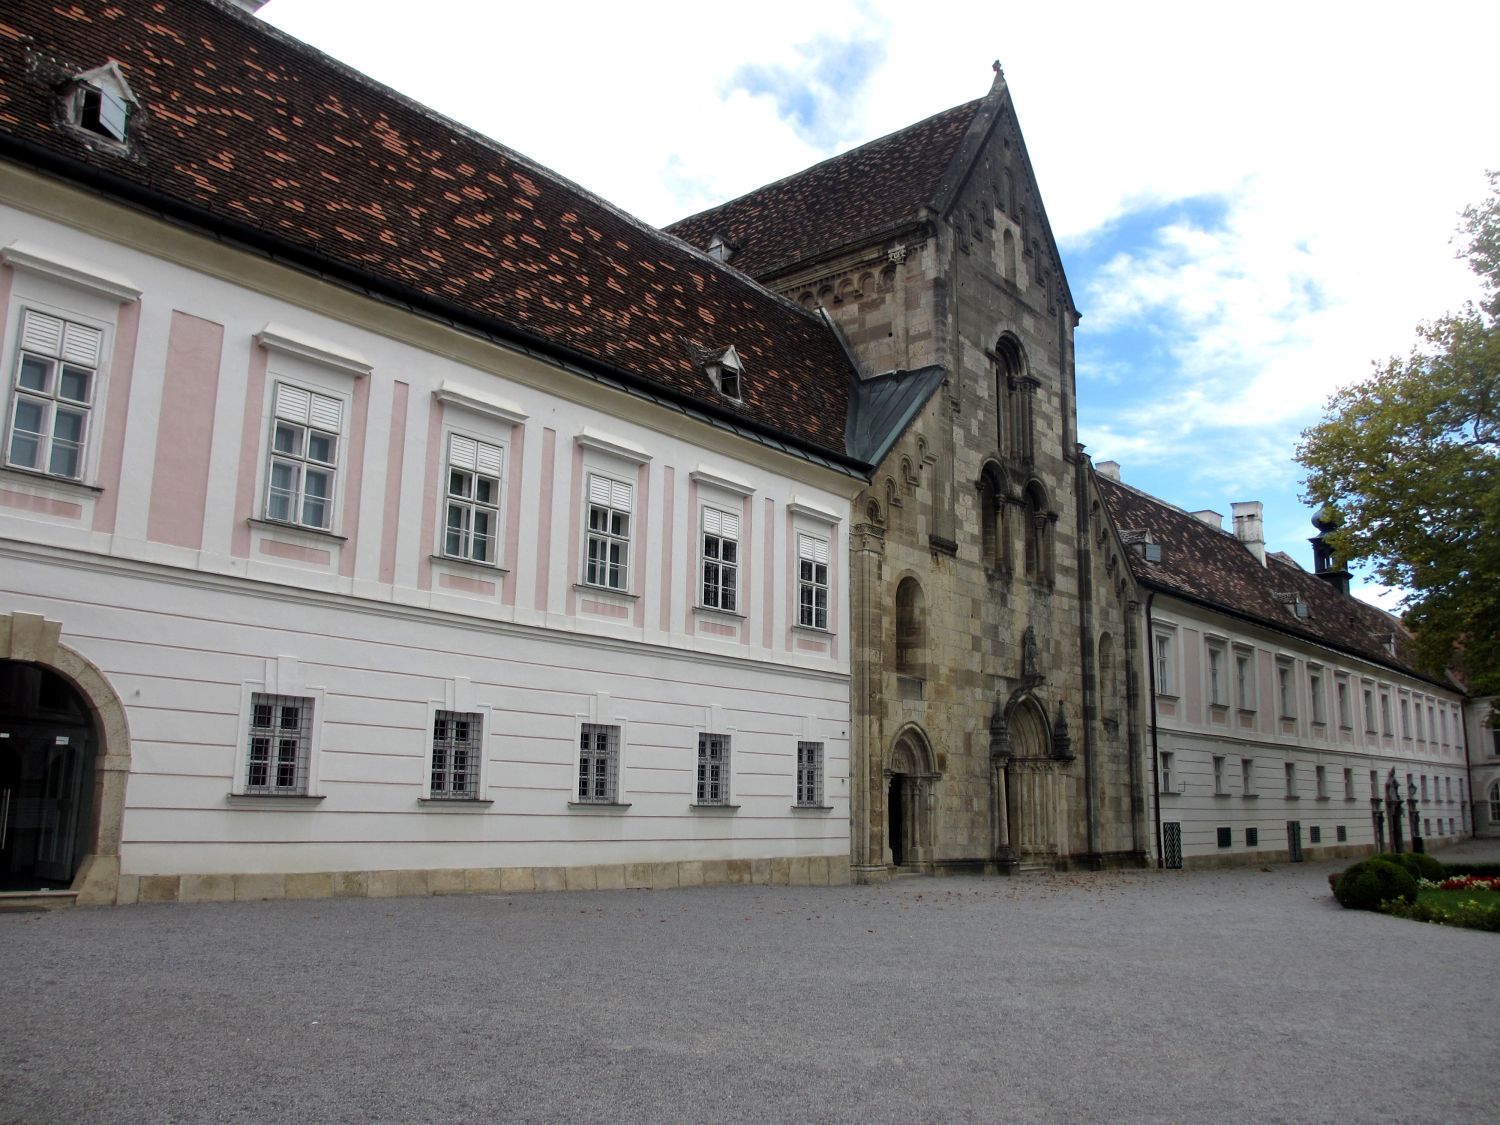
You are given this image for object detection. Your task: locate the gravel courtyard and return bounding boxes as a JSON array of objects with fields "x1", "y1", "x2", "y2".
[{"x1": 3, "y1": 849, "x2": 1496, "y2": 1124}]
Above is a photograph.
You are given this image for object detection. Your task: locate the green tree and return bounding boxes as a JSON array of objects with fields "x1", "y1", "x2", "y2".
[{"x1": 1298, "y1": 172, "x2": 1500, "y2": 698}]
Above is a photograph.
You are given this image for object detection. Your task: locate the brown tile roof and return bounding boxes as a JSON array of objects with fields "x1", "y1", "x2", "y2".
[
  {"x1": 666, "y1": 99, "x2": 983, "y2": 279},
  {"x1": 0, "y1": 0, "x2": 860, "y2": 464},
  {"x1": 1096, "y1": 475, "x2": 1451, "y2": 687}
]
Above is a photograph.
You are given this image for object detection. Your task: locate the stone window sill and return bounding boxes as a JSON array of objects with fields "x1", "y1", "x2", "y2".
[
  {"x1": 418, "y1": 797, "x2": 494, "y2": 808},
  {"x1": 0, "y1": 465, "x2": 104, "y2": 495},
  {"x1": 567, "y1": 801, "x2": 631, "y2": 811},
  {"x1": 792, "y1": 804, "x2": 834, "y2": 812},
  {"x1": 248, "y1": 517, "x2": 347, "y2": 543},
  {"x1": 430, "y1": 554, "x2": 509, "y2": 577},
  {"x1": 690, "y1": 803, "x2": 740, "y2": 813},
  {"x1": 226, "y1": 793, "x2": 326, "y2": 808}
]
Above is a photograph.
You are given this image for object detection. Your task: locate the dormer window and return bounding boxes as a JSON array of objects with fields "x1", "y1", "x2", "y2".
[
  {"x1": 66, "y1": 62, "x2": 138, "y2": 144},
  {"x1": 706, "y1": 235, "x2": 736, "y2": 263},
  {"x1": 705, "y1": 345, "x2": 742, "y2": 401}
]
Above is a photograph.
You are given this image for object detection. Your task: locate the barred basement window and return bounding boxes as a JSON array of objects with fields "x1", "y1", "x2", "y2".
[
  {"x1": 246, "y1": 693, "x2": 312, "y2": 795},
  {"x1": 1244, "y1": 826, "x2": 1259, "y2": 848},
  {"x1": 431, "y1": 710, "x2": 481, "y2": 799},
  {"x1": 1336, "y1": 825, "x2": 1347, "y2": 842},
  {"x1": 1309, "y1": 826, "x2": 1322, "y2": 844},
  {"x1": 701, "y1": 507, "x2": 739, "y2": 611},
  {"x1": 445, "y1": 435, "x2": 502, "y2": 564},
  {"x1": 696, "y1": 733, "x2": 730, "y2": 805},
  {"x1": 1216, "y1": 826, "x2": 1232, "y2": 848},
  {"x1": 6, "y1": 310, "x2": 102, "y2": 480},
  {"x1": 796, "y1": 741, "x2": 824, "y2": 806},
  {"x1": 577, "y1": 723, "x2": 620, "y2": 803}
]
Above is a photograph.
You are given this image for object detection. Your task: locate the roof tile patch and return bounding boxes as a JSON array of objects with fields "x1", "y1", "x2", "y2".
[{"x1": 0, "y1": 0, "x2": 857, "y2": 460}]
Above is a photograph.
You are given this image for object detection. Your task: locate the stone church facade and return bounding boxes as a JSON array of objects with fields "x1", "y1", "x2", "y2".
[{"x1": 672, "y1": 68, "x2": 1148, "y2": 877}]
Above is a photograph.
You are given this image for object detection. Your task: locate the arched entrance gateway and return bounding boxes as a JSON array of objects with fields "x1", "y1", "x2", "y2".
[
  {"x1": 0, "y1": 612, "x2": 129, "y2": 904},
  {"x1": 990, "y1": 693, "x2": 1072, "y2": 870},
  {"x1": 886, "y1": 726, "x2": 938, "y2": 869}
]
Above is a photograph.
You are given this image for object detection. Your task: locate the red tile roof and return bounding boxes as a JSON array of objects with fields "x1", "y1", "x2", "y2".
[
  {"x1": 1097, "y1": 475, "x2": 1451, "y2": 687},
  {"x1": 0, "y1": 0, "x2": 860, "y2": 464},
  {"x1": 666, "y1": 99, "x2": 983, "y2": 279}
]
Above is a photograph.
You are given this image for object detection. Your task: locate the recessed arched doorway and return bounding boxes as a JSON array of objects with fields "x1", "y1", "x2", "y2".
[
  {"x1": 886, "y1": 726, "x2": 938, "y2": 869},
  {"x1": 1, "y1": 661, "x2": 98, "y2": 891}
]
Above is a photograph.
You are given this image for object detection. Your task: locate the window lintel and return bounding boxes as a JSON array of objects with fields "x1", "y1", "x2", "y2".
[
  {"x1": 575, "y1": 427, "x2": 651, "y2": 464},
  {"x1": 434, "y1": 380, "x2": 528, "y2": 425},
  {"x1": 3, "y1": 242, "x2": 140, "y2": 302},
  {"x1": 255, "y1": 324, "x2": 371, "y2": 377}
]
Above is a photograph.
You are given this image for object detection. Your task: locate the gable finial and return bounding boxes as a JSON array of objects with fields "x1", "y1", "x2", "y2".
[{"x1": 991, "y1": 59, "x2": 1005, "y2": 90}]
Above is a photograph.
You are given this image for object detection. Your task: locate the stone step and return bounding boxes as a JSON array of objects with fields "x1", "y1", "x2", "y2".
[{"x1": 0, "y1": 889, "x2": 78, "y2": 912}]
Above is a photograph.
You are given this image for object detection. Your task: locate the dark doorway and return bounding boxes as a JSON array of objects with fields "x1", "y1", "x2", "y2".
[
  {"x1": 1286, "y1": 820, "x2": 1304, "y2": 863},
  {"x1": 888, "y1": 774, "x2": 907, "y2": 866},
  {"x1": 1, "y1": 662, "x2": 97, "y2": 891}
]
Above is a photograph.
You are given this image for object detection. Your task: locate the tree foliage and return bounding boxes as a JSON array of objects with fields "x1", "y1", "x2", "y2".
[{"x1": 1298, "y1": 172, "x2": 1500, "y2": 697}]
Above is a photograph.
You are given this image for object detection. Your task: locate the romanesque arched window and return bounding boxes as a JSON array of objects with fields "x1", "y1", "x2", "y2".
[
  {"x1": 1023, "y1": 481, "x2": 1051, "y2": 583},
  {"x1": 978, "y1": 469, "x2": 1000, "y2": 569},
  {"x1": 1002, "y1": 228, "x2": 1017, "y2": 283},
  {"x1": 895, "y1": 577, "x2": 926, "y2": 678}
]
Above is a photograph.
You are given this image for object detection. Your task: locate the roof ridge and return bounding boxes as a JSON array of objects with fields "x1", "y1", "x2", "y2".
[{"x1": 665, "y1": 97, "x2": 984, "y2": 232}]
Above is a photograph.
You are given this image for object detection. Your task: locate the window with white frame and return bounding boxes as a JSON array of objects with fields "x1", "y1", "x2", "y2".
[
  {"x1": 1400, "y1": 698, "x2": 1411, "y2": 738},
  {"x1": 1420, "y1": 775, "x2": 1429, "y2": 802},
  {"x1": 1285, "y1": 761, "x2": 1298, "y2": 797},
  {"x1": 1379, "y1": 692, "x2": 1392, "y2": 735},
  {"x1": 265, "y1": 383, "x2": 341, "y2": 530},
  {"x1": 797, "y1": 534, "x2": 829, "y2": 630},
  {"x1": 1154, "y1": 633, "x2": 1174, "y2": 695},
  {"x1": 1241, "y1": 757, "x2": 1256, "y2": 797},
  {"x1": 1446, "y1": 776, "x2": 1453, "y2": 803},
  {"x1": 6, "y1": 309, "x2": 102, "y2": 480},
  {"x1": 1362, "y1": 687, "x2": 1377, "y2": 733},
  {"x1": 696, "y1": 733, "x2": 731, "y2": 805},
  {"x1": 430, "y1": 710, "x2": 482, "y2": 799},
  {"x1": 1206, "y1": 642, "x2": 1226, "y2": 706},
  {"x1": 1159, "y1": 751, "x2": 1175, "y2": 794},
  {"x1": 1277, "y1": 660, "x2": 1295, "y2": 718},
  {"x1": 701, "y1": 507, "x2": 739, "y2": 611},
  {"x1": 1234, "y1": 648, "x2": 1255, "y2": 711},
  {"x1": 796, "y1": 741, "x2": 824, "y2": 807},
  {"x1": 245, "y1": 692, "x2": 313, "y2": 795},
  {"x1": 577, "y1": 722, "x2": 620, "y2": 803},
  {"x1": 1344, "y1": 767, "x2": 1355, "y2": 800},
  {"x1": 1213, "y1": 755, "x2": 1227, "y2": 795},
  {"x1": 1309, "y1": 669, "x2": 1325, "y2": 724},
  {"x1": 1336, "y1": 678, "x2": 1351, "y2": 729},
  {"x1": 1316, "y1": 765, "x2": 1328, "y2": 799},
  {"x1": 1490, "y1": 782, "x2": 1500, "y2": 824},
  {"x1": 584, "y1": 474, "x2": 632, "y2": 591},
  {"x1": 444, "y1": 434, "x2": 502, "y2": 564},
  {"x1": 1427, "y1": 704, "x2": 1436, "y2": 743}
]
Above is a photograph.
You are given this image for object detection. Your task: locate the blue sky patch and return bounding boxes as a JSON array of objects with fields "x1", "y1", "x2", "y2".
[{"x1": 728, "y1": 36, "x2": 886, "y2": 149}]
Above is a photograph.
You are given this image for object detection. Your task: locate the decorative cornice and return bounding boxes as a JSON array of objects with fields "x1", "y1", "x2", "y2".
[
  {"x1": 2, "y1": 242, "x2": 140, "y2": 302},
  {"x1": 255, "y1": 324, "x2": 371, "y2": 377},
  {"x1": 433, "y1": 381, "x2": 528, "y2": 425}
]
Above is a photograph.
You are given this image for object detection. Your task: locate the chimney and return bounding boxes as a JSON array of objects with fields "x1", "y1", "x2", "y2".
[
  {"x1": 1191, "y1": 510, "x2": 1224, "y2": 531},
  {"x1": 1231, "y1": 501, "x2": 1265, "y2": 565},
  {"x1": 1095, "y1": 460, "x2": 1121, "y2": 481}
]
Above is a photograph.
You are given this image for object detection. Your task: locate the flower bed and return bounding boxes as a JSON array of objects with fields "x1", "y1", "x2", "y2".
[
  {"x1": 1330, "y1": 861, "x2": 1500, "y2": 932},
  {"x1": 1425, "y1": 874, "x2": 1500, "y2": 894}
]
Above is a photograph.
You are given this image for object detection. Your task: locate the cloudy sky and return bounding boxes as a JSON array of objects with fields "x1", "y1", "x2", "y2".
[{"x1": 260, "y1": 0, "x2": 1497, "y2": 603}]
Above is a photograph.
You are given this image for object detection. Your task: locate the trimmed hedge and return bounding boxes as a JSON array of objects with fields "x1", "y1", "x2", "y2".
[
  {"x1": 1375, "y1": 851, "x2": 1444, "y2": 882},
  {"x1": 1333, "y1": 858, "x2": 1418, "y2": 911},
  {"x1": 1441, "y1": 862, "x2": 1500, "y2": 877}
]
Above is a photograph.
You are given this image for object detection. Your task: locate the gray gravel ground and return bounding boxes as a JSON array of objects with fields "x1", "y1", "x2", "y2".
[{"x1": 4, "y1": 844, "x2": 1498, "y2": 1124}]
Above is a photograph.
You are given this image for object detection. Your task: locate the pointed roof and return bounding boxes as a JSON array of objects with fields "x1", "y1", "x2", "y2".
[
  {"x1": 0, "y1": 0, "x2": 863, "y2": 468},
  {"x1": 666, "y1": 98, "x2": 983, "y2": 279},
  {"x1": 1096, "y1": 474, "x2": 1451, "y2": 687}
]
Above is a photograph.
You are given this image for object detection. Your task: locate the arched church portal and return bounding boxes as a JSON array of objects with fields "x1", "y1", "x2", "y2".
[
  {"x1": 887, "y1": 726, "x2": 937, "y2": 868},
  {"x1": 1, "y1": 661, "x2": 98, "y2": 891}
]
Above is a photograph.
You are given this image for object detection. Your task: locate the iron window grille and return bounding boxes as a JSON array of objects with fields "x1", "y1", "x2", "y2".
[
  {"x1": 701, "y1": 508, "x2": 739, "y2": 611},
  {"x1": 1216, "y1": 826, "x2": 1232, "y2": 848},
  {"x1": 577, "y1": 722, "x2": 620, "y2": 802},
  {"x1": 246, "y1": 692, "x2": 312, "y2": 795},
  {"x1": 1244, "y1": 826, "x2": 1259, "y2": 848},
  {"x1": 696, "y1": 733, "x2": 730, "y2": 805},
  {"x1": 445, "y1": 435, "x2": 502, "y2": 563},
  {"x1": 1309, "y1": 826, "x2": 1322, "y2": 844},
  {"x1": 6, "y1": 309, "x2": 100, "y2": 480},
  {"x1": 266, "y1": 383, "x2": 340, "y2": 530},
  {"x1": 796, "y1": 741, "x2": 824, "y2": 806},
  {"x1": 797, "y1": 535, "x2": 829, "y2": 629},
  {"x1": 431, "y1": 710, "x2": 482, "y2": 799},
  {"x1": 584, "y1": 474, "x2": 631, "y2": 591},
  {"x1": 1336, "y1": 825, "x2": 1347, "y2": 842}
]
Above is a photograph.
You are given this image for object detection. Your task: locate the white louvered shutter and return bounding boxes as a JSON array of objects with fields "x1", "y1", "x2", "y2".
[
  {"x1": 308, "y1": 391, "x2": 341, "y2": 432},
  {"x1": 61, "y1": 322, "x2": 103, "y2": 366},
  {"x1": 475, "y1": 440, "x2": 502, "y2": 477},
  {"x1": 799, "y1": 535, "x2": 829, "y2": 564},
  {"x1": 449, "y1": 434, "x2": 479, "y2": 471},
  {"x1": 589, "y1": 474, "x2": 631, "y2": 512},
  {"x1": 704, "y1": 508, "x2": 739, "y2": 540},
  {"x1": 20, "y1": 311, "x2": 64, "y2": 356},
  {"x1": 274, "y1": 384, "x2": 311, "y2": 423}
]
